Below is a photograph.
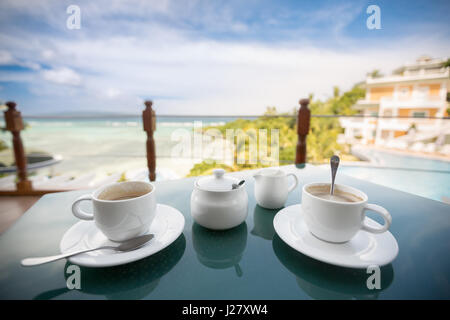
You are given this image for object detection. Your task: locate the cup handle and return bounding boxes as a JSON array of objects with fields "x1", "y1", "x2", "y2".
[
  {"x1": 72, "y1": 195, "x2": 94, "y2": 220},
  {"x1": 361, "y1": 203, "x2": 392, "y2": 234},
  {"x1": 287, "y1": 173, "x2": 298, "y2": 193}
]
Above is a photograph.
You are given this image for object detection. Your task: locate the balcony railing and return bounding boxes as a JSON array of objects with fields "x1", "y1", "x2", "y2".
[{"x1": 1, "y1": 100, "x2": 449, "y2": 195}]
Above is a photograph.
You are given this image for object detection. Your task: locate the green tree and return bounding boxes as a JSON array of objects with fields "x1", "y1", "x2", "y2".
[
  {"x1": 188, "y1": 85, "x2": 365, "y2": 176},
  {"x1": 444, "y1": 59, "x2": 450, "y2": 68},
  {"x1": 368, "y1": 69, "x2": 383, "y2": 78}
]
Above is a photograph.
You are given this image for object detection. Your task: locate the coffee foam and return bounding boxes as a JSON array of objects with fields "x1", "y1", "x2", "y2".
[
  {"x1": 306, "y1": 184, "x2": 363, "y2": 203},
  {"x1": 97, "y1": 182, "x2": 152, "y2": 201}
]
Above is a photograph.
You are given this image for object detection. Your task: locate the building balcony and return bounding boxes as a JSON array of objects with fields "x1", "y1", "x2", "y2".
[
  {"x1": 366, "y1": 67, "x2": 449, "y2": 85},
  {"x1": 377, "y1": 118, "x2": 445, "y2": 131},
  {"x1": 353, "y1": 99, "x2": 379, "y2": 110},
  {"x1": 379, "y1": 97, "x2": 446, "y2": 110},
  {"x1": 339, "y1": 117, "x2": 377, "y2": 129}
]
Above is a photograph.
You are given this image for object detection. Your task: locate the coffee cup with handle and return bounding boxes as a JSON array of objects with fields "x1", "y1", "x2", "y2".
[
  {"x1": 301, "y1": 182, "x2": 392, "y2": 243},
  {"x1": 71, "y1": 181, "x2": 157, "y2": 242}
]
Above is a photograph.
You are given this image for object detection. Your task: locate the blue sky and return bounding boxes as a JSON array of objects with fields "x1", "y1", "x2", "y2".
[{"x1": 0, "y1": 0, "x2": 449, "y2": 115}]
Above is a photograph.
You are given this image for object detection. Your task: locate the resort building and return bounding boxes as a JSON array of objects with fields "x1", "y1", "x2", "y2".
[{"x1": 340, "y1": 56, "x2": 450, "y2": 154}]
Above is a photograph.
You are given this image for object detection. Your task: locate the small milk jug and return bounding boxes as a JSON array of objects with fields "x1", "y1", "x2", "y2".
[{"x1": 253, "y1": 169, "x2": 298, "y2": 209}]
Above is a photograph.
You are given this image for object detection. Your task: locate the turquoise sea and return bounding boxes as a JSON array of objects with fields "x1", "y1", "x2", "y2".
[{"x1": 1, "y1": 116, "x2": 244, "y2": 178}]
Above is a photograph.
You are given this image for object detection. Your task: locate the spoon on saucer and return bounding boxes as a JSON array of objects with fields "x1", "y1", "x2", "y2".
[
  {"x1": 330, "y1": 155, "x2": 340, "y2": 195},
  {"x1": 21, "y1": 233, "x2": 154, "y2": 267}
]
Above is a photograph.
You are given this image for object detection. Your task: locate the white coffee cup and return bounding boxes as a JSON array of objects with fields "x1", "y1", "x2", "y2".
[
  {"x1": 71, "y1": 181, "x2": 157, "y2": 242},
  {"x1": 301, "y1": 182, "x2": 392, "y2": 243}
]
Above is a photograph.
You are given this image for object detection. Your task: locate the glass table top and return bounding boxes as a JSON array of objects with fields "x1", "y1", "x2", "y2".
[{"x1": 0, "y1": 165, "x2": 449, "y2": 299}]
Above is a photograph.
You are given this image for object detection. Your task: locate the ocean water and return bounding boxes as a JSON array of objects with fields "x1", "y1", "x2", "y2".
[{"x1": 0, "y1": 116, "x2": 242, "y2": 178}]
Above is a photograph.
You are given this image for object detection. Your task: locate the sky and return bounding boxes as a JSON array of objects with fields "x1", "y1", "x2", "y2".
[{"x1": 0, "y1": 0, "x2": 449, "y2": 115}]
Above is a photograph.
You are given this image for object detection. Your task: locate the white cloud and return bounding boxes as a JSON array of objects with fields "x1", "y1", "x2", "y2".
[
  {"x1": 0, "y1": 50, "x2": 14, "y2": 64},
  {"x1": 38, "y1": 33, "x2": 448, "y2": 115},
  {"x1": 42, "y1": 67, "x2": 82, "y2": 86},
  {"x1": 7, "y1": 32, "x2": 446, "y2": 114},
  {"x1": 103, "y1": 88, "x2": 122, "y2": 99},
  {"x1": 41, "y1": 49, "x2": 55, "y2": 60},
  {"x1": 0, "y1": 49, "x2": 40, "y2": 70}
]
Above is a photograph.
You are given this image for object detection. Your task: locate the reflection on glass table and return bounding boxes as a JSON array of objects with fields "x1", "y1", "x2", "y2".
[
  {"x1": 192, "y1": 223, "x2": 247, "y2": 277},
  {"x1": 273, "y1": 235, "x2": 394, "y2": 300},
  {"x1": 33, "y1": 234, "x2": 186, "y2": 300},
  {"x1": 251, "y1": 205, "x2": 279, "y2": 241}
]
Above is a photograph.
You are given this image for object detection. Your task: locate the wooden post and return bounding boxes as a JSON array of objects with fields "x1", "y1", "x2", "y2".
[
  {"x1": 295, "y1": 98, "x2": 311, "y2": 165},
  {"x1": 143, "y1": 100, "x2": 156, "y2": 181},
  {"x1": 4, "y1": 101, "x2": 32, "y2": 191}
]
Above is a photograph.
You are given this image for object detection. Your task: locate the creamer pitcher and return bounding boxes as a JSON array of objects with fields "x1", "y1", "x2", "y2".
[{"x1": 253, "y1": 169, "x2": 298, "y2": 209}]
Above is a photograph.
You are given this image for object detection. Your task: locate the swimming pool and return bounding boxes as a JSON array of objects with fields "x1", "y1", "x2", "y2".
[{"x1": 338, "y1": 149, "x2": 450, "y2": 203}]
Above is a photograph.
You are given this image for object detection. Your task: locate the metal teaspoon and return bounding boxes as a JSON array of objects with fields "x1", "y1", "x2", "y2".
[
  {"x1": 330, "y1": 155, "x2": 340, "y2": 195},
  {"x1": 21, "y1": 233, "x2": 154, "y2": 267}
]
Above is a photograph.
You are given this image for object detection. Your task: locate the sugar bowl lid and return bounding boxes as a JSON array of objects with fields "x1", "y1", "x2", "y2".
[{"x1": 196, "y1": 169, "x2": 240, "y2": 192}]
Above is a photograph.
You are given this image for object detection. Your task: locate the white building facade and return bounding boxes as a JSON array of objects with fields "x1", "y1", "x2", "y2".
[{"x1": 340, "y1": 56, "x2": 450, "y2": 154}]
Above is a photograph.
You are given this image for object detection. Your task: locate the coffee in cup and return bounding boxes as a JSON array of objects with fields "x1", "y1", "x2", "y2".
[
  {"x1": 301, "y1": 182, "x2": 392, "y2": 243},
  {"x1": 97, "y1": 188, "x2": 150, "y2": 201},
  {"x1": 306, "y1": 184, "x2": 363, "y2": 203},
  {"x1": 71, "y1": 181, "x2": 157, "y2": 241}
]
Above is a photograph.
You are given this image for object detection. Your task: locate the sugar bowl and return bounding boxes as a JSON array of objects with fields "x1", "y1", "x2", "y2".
[{"x1": 190, "y1": 169, "x2": 248, "y2": 230}]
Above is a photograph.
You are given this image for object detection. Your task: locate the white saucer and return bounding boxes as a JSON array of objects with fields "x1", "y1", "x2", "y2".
[
  {"x1": 60, "y1": 204, "x2": 185, "y2": 267},
  {"x1": 273, "y1": 204, "x2": 399, "y2": 268}
]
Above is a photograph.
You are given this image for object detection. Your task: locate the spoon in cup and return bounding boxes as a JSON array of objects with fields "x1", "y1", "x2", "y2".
[{"x1": 330, "y1": 155, "x2": 340, "y2": 195}]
